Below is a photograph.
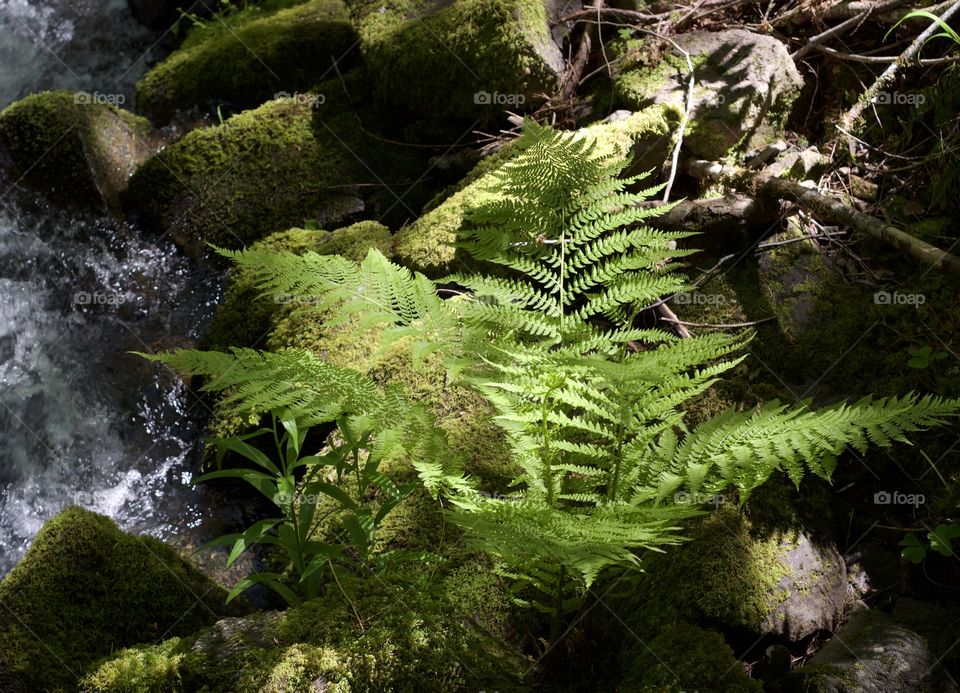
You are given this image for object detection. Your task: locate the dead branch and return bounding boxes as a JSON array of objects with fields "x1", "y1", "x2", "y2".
[{"x1": 685, "y1": 159, "x2": 960, "y2": 273}]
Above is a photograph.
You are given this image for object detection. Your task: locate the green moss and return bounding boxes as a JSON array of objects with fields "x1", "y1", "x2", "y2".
[
  {"x1": 620, "y1": 623, "x2": 761, "y2": 692},
  {"x1": 82, "y1": 638, "x2": 188, "y2": 693},
  {"x1": 136, "y1": 0, "x2": 360, "y2": 123},
  {"x1": 0, "y1": 91, "x2": 156, "y2": 209},
  {"x1": 0, "y1": 507, "x2": 238, "y2": 691},
  {"x1": 351, "y1": 0, "x2": 559, "y2": 122},
  {"x1": 392, "y1": 105, "x2": 679, "y2": 275},
  {"x1": 92, "y1": 568, "x2": 525, "y2": 692},
  {"x1": 126, "y1": 87, "x2": 433, "y2": 256},
  {"x1": 613, "y1": 506, "x2": 792, "y2": 635}
]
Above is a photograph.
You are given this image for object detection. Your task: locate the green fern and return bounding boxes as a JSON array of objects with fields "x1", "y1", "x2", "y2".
[{"x1": 143, "y1": 120, "x2": 960, "y2": 633}]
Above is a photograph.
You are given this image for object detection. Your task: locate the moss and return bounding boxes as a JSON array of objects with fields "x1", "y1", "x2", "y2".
[
  {"x1": 0, "y1": 507, "x2": 238, "y2": 691},
  {"x1": 136, "y1": 0, "x2": 360, "y2": 123},
  {"x1": 351, "y1": 0, "x2": 559, "y2": 122},
  {"x1": 92, "y1": 568, "x2": 525, "y2": 692},
  {"x1": 620, "y1": 622, "x2": 761, "y2": 692},
  {"x1": 82, "y1": 638, "x2": 189, "y2": 693},
  {"x1": 392, "y1": 104, "x2": 679, "y2": 275},
  {"x1": 0, "y1": 91, "x2": 157, "y2": 209},
  {"x1": 204, "y1": 220, "x2": 393, "y2": 351},
  {"x1": 126, "y1": 78, "x2": 437, "y2": 256},
  {"x1": 612, "y1": 506, "x2": 793, "y2": 636}
]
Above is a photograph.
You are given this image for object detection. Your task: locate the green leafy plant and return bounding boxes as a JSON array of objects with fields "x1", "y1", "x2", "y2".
[
  {"x1": 907, "y1": 344, "x2": 949, "y2": 369},
  {"x1": 147, "y1": 122, "x2": 960, "y2": 632},
  {"x1": 142, "y1": 348, "x2": 464, "y2": 605},
  {"x1": 888, "y1": 11, "x2": 960, "y2": 52},
  {"x1": 900, "y1": 522, "x2": 960, "y2": 563}
]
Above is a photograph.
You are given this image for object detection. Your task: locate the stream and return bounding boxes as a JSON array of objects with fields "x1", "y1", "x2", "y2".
[{"x1": 0, "y1": 0, "x2": 224, "y2": 574}]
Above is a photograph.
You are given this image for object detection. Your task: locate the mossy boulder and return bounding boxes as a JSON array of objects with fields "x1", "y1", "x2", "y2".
[
  {"x1": 392, "y1": 104, "x2": 681, "y2": 275},
  {"x1": 620, "y1": 623, "x2": 761, "y2": 692},
  {"x1": 125, "y1": 88, "x2": 436, "y2": 256},
  {"x1": 83, "y1": 568, "x2": 525, "y2": 692},
  {"x1": 0, "y1": 91, "x2": 159, "y2": 211},
  {"x1": 136, "y1": 0, "x2": 360, "y2": 123},
  {"x1": 204, "y1": 220, "x2": 393, "y2": 351},
  {"x1": 612, "y1": 29, "x2": 803, "y2": 160},
  {"x1": 0, "y1": 507, "x2": 239, "y2": 692},
  {"x1": 348, "y1": 0, "x2": 569, "y2": 123},
  {"x1": 613, "y1": 507, "x2": 848, "y2": 642}
]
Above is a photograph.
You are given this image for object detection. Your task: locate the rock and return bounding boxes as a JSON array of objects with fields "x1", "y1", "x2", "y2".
[
  {"x1": 780, "y1": 605, "x2": 959, "y2": 692},
  {"x1": 612, "y1": 29, "x2": 803, "y2": 160},
  {"x1": 612, "y1": 507, "x2": 849, "y2": 643},
  {"x1": 0, "y1": 91, "x2": 160, "y2": 212},
  {"x1": 0, "y1": 507, "x2": 240, "y2": 692},
  {"x1": 349, "y1": 0, "x2": 574, "y2": 122},
  {"x1": 892, "y1": 597, "x2": 960, "y2": 676},
  {"x1": 392, "y1": 103, "x2": 680, "y2": 275},
  {"x1": 82, "y1": 567, "x2": 525, "y2": 692},
  {"x1": 136, "y1": 0, "x2": 361, "y2": 123},
  {"x1": 620, "y1": 623, "x2": 761, "y2": 692},
  {"x1": 845, "y1": 540, "x2": 902, "y2": 597},
  {"x1": 125, "y1": 77, "x2": 439, "y2": 256}
]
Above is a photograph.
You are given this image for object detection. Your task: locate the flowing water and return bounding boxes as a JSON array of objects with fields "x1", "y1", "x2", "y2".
[{"x1": 0, "y1": 0, "x2": 223, "y2": 574}]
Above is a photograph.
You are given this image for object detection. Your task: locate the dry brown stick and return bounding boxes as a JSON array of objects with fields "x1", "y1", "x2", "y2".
[
  {"x1": 838, "y1": 0, "x2": 960, "y2": 152},
  {"x1": 655, "y1": 302, "x2": 694, "y2": 338},
  {"x1": 825, "y1": 0, "x2": 915, "y2": 19},
  {"x1": 792, "y1": 9, "x2": 873, "y2": 61},
  {"x1": 811, "y1": 43, "x2": 960, "y2": 63},
  {"x1": 686, "y1": 159, "x2": 960, "y2": 273},
  {"x1": 560, "y1": 1, "x2": 602, "y2": 99}
]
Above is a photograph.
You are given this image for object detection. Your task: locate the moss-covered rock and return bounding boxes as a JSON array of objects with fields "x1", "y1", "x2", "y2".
[
  {"x1": 611, "y1": 29, "x2": 803, "y2": 160},
  {"x1": 611, "y1": 507, "x2": 848, "y2": 642},
  {"x1": 0, "y1": 507, "x2": 239, "y2": 692},
  {"x1": 392, "y1": 104, "x2": 681, "y2": 275},
  {"x1": 136, "y1": 0, "x2": 360, "y2": 123},
  {"x1": 125, "y1": 86, "x2": 437, "y2": 256},
  {"x1": 0, "y1": 91, "x2": 159, "y2": 211},
  {"x1": 349, "y1": 0, "x2": 567, "y2": 123},
  {"x1": 83, "y1": 567, "x2": 525, "y2": 692},
  {"x1": 204, "y1": 220, "x2": 393, "y2": 351},
  {"x1": 620, "y1": 622, "x2": 761, "y2": 692}
]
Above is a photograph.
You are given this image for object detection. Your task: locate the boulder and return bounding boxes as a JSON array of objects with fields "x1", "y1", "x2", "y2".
[
  {"x1": 348, "y1": 0, "x2": 574, "y2": 122},
  {"x1": 0, "y1": 91, "x2": 160, "y2": 212},
  {"x1": 125, "y1": 78, "x2": 439, "y2": 256},
  {"x1": 136, "y1": 0, "x2": 361, "y2": 123},
  {"x1": 392, "y1": 103, "x2": 681, "y2": 275},
  {"x1": 81, "y1": 566, "x2": 524, "y2": 692},
  {"x1": 0, "y1": 507, "x2": 239, "y2": 692},
  {"x1": 612, "y1": 29, "x2": 803, "y2": 160},
  {"x1": 613, "y1": 507, "x2": 849, "y2": 642},
  {"x1": 780, "y1": 605, "x2": 958, "y2": 692}
]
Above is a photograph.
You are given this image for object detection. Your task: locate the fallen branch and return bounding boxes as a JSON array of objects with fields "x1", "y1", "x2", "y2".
[{"x1": 686, "y1": 160, "x2": 960, "y2": 273}]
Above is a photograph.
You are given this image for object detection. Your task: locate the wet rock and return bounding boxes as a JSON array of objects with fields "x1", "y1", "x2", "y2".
[
  {"x1": 780, "y1": 605, "x2": 958, "y2": 692},
  {"x1": 135, "y1": 0, "x2": 361, "y2": 123},
  {"x1": 0, "y1": 91, "x2": 160, "y2": 213},
  {"x1": 612, "y1": 29, "x2": 803, "y2": 160}
]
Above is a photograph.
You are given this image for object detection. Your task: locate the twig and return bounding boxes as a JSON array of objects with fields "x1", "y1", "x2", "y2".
[
  {"x1": 838, "y1": 0, "x2": 960, "y2": 154},
  {"x1": 663, "y1": 40, "x2": 695, "y2": 203},
  {"x1": 792, "y1": 9, "x2": 873, "y2": 62},
  {"x1": 655, "y1": 302, "x2": 693, "y2": 338}
]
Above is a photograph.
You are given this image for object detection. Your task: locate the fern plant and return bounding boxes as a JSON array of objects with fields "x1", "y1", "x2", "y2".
[
  {"x1": 142, "y1": 348, "x2": 465, "y2": 604},
  {"x1": 147, "y1": 122, "x2": 960, "y2": 635}
]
